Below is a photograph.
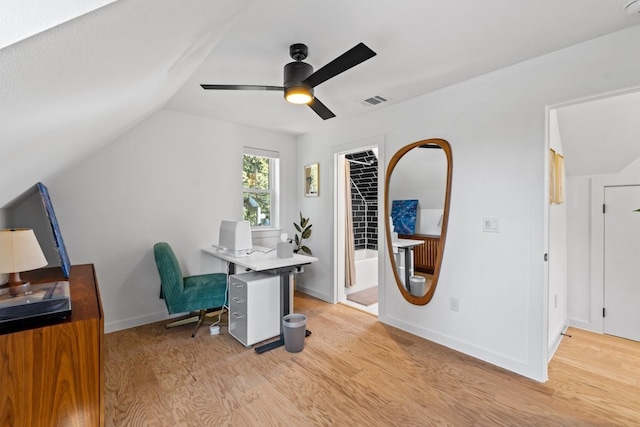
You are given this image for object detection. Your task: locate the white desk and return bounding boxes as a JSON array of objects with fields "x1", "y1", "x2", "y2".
[
  {"x1": 202, "y1": 247, "x2": 317, "y2": 273},
  {"x1": 202, "y1": 246, "x2": 318, "y2": 353},
  {"x1": 392, "y1": 238, "x2": 424, "y2": 290}
]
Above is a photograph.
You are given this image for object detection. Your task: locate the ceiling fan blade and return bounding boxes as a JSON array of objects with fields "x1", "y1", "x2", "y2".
[
  {"x1": 303, "y1": 43, "x2": 376, "y2": 88},
  {"x1": 200, "y1": 84, "x2": 283, "y2": 91},
  {"x1": 308, "y1": 97, "x2": 336, "y2": 120}
]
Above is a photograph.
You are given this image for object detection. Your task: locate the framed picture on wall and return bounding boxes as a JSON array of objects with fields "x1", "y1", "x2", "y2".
[
  {"x1": 549, "y1": 149, "x2": 565, "y2": 204},
  {"x1": 37, "y1": 182, "x2": 71, "y2": 278},
  {"x1": 554, "y1": 151, "x2": 565, "y2": 203},
  {"x1": 549, "y1": 148, "x2": 557, "y2": 203},
  {"x1": 304, "y1": 163, "x2": 319, "y2": 197}
]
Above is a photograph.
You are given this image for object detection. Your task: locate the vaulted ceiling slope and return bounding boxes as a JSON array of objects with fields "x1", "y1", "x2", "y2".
[
  {"x1": 0, "y1": 0, "x2": 254, "y2": 208},
  {"x1": 0, "y1": 0, "x2": 117, "y2": 50},
  {"x1": 557, "y1": 90, "x2": 640, "y2": 177},
  {"x1": 1, "y1": 0, "x2": 638, "y2": 207}
]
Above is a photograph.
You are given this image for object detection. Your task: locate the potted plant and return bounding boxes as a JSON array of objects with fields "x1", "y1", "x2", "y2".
[{"x1": 293, "y1": 212, "x2": 312, "y2": 255}]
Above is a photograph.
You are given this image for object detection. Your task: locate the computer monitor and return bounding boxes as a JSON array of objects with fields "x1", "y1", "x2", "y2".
[{"x1": 218, "y1": 220, "x2": 253, "y2": 257}]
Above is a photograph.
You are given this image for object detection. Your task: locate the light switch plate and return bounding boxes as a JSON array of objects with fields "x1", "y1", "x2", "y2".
[{"x1": 483, "y1": 217, "x2": 501, "y2": 233}]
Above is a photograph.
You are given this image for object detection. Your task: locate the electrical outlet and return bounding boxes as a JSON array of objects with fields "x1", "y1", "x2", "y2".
[
  {"x1": 554, "y1": 294, "x2": 558, "y2": 309},
  {"x1": 450, "y1": 297, "x2": 459, "y2": 312}
]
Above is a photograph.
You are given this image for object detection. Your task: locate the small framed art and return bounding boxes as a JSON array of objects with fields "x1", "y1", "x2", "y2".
[{"x1": 304, "y1": 163, "x2": 319, "y2": 197}]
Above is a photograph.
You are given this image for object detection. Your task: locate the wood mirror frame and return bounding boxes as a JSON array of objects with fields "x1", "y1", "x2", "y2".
[{"x1": 385, "y1": 138, "x2": 453, "y2": 305}]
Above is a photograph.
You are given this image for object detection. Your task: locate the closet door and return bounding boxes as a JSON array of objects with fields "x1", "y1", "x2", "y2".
[{"x1": 603, "y1": 185, "x2": 640, "y2": 341}]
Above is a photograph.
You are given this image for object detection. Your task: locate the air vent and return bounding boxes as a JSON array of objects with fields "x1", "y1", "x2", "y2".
[{"x1": 359, "y1": 95, "x2": 389, "y2": 107}]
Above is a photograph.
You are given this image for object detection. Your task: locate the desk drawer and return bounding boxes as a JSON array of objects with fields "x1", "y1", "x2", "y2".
[
  {"x1": 229, "y1": 292, "x2": 247, "y2": 316},
  {"x1": 229, "y1": 272, "x2": 281, "y2": 347},
  {"x1": 229, "y1": 310, "x2": 248, "y2": 346},
  {"x1": 229, "y1": 278, "x2": 248, "y2": 298}
]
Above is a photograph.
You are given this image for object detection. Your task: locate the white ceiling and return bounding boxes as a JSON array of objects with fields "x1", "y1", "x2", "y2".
[
  {"x1": 1, "y1": 0, "x2": 639, "y2": 206},
  {"x1": 166, "y1": 0, "x2": 640, "y2": 135}
]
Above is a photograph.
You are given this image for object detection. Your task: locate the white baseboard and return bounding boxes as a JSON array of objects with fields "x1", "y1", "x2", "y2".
[
  {"x1": 105, "y1": 310, "x2": 172, "y2": 334},
  {"x1": 296, "y1": 286, "x2": 333, "y2": 304},
  {"x1": 548, "y1": 323, "x2": 568, "y2": 361},
  {"x1": 568, "y1": 318, "x2": 599, "y2": 333}
]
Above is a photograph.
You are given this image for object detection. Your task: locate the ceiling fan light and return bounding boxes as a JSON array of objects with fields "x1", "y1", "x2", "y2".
[{"x1": 285, "y1": 87, "x2": 313, "y2": 104}]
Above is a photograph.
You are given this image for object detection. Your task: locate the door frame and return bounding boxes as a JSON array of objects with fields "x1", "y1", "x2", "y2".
[{"x1": 331, "y1": 136, "x2": 384, "y2": 306}]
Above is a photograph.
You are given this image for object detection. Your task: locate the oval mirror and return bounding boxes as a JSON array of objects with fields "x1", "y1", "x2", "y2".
[{"x1": 385, "y1": 138, "x2": 452, "y2": 305}]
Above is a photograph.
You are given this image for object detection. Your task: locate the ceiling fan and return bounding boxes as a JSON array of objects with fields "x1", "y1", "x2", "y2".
[{"x1": 201, "y1": 42, "x2": 376, "y2": 120}]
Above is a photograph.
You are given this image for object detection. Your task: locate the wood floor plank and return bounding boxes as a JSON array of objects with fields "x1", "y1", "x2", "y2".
[{"x1": 105, "y1": 293, "x2": 640, "y2": 426}]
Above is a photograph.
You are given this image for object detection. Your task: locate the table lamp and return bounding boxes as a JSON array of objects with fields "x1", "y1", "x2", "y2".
[{"x1": 0, "y1": 228, "x2": 48, "y2": 296}]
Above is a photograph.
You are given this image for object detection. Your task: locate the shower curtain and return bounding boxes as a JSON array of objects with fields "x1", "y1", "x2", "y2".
[{"x1": 345, "y1": 161, "x2": 356, "y2": 287}]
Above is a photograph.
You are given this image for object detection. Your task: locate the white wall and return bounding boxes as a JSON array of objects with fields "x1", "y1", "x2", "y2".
[
  {"x1": 547, "y1": 109, "x2": 568, "y2": 357},
  {"x1": 566, "y1": 176, "x2": 591, "y2": 326},
  {"x1": 295, "y1": 25, "x2": 640, "y2": 382},
  {"x1": 48, "y1": 109, "x2": 297, "y2": 332}
]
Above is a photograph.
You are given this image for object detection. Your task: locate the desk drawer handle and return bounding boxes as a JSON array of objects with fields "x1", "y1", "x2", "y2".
[
  {"x1": 232, "y1": 297, "x2": 245, "y2": 303},
  {"x1": 232, "y1": 312, "x2": 245, "y2": 319},
  {"x1": 231, "y1": 283, "x2": 246, "y2": 289}
]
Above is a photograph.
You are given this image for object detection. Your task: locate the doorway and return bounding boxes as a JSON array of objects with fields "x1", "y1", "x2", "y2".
[
  {"x1": 334, "y1": 143, "x2": 380, "y2": 315},
  {"x1": 551, "y1": 87, "x2": 640, "y2": 346}
]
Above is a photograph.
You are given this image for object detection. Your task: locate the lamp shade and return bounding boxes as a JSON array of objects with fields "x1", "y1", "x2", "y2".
[{"x1": 0, "y1": 228, "x2": 48, "y2": 274}]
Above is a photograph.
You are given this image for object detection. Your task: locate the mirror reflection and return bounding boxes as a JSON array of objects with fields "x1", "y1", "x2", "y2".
[{"x1": 385, "y1": 139, "x2": 452, "y2": 305}]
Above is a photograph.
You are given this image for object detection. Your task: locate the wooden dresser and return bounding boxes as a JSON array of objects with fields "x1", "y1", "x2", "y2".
[
  {"x1": 398, "y1": 234, "x2": 440, "y2": 274},
  {"x1": 0, "y1": 264, "x2": 104, "y2": 427}
]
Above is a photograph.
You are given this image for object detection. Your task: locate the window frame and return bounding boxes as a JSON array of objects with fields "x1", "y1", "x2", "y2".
[{"x1": 242, "y1": 148, "x2": 280, "y2": 229}]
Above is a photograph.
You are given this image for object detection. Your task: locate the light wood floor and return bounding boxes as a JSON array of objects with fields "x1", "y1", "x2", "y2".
[{"x1": 105, "y1": 293, "x2": 640, "y2": 426}]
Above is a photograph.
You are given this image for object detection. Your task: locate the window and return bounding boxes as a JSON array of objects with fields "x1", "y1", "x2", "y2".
[{"x1": 242, "y1": 148, "x2": 279, "y2": 228}]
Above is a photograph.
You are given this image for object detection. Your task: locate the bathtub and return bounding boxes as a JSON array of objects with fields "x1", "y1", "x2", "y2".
[{"x1": 347, "y1": 249, "x2": 378, "y2": 293}]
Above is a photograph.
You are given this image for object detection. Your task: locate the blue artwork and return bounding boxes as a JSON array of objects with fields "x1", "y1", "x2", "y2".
[
  {"x1": 37, "y1": 182, "x2": 71, "y2": 279},
  {"x1": 391, "y1": 200, "x2": 418, "y2": 235}
]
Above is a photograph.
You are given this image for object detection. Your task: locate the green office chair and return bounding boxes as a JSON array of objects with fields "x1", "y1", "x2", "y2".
[{"x1": 153, "y1": 242, "x2": 227, "y2": 337}]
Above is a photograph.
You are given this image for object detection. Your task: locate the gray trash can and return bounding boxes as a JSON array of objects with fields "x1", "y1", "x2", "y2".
[
  {"x1": 409, "y1": 275, "x2": 426, "y2": 297},
  {"x1": 283, "y1": 313, "x2": 307, "y2": 353}
]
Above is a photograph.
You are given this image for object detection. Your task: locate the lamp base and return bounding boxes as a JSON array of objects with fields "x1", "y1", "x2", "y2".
[
  {"x1": 7, "y1": 273, "x2": 31, "y2": 295},
  {"x1": 9, "y1": 281, "x2": 32, "y2": 296}
]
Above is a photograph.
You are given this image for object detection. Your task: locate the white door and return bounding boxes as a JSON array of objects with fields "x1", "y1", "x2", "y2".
[{"x1": 604, "y1": 185, "x2": 640, "y2": 341}]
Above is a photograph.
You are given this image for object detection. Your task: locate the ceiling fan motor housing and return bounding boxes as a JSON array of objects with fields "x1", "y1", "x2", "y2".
[{"x1": 283, "y1": 61, "x2": 314, "y2": 100}]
